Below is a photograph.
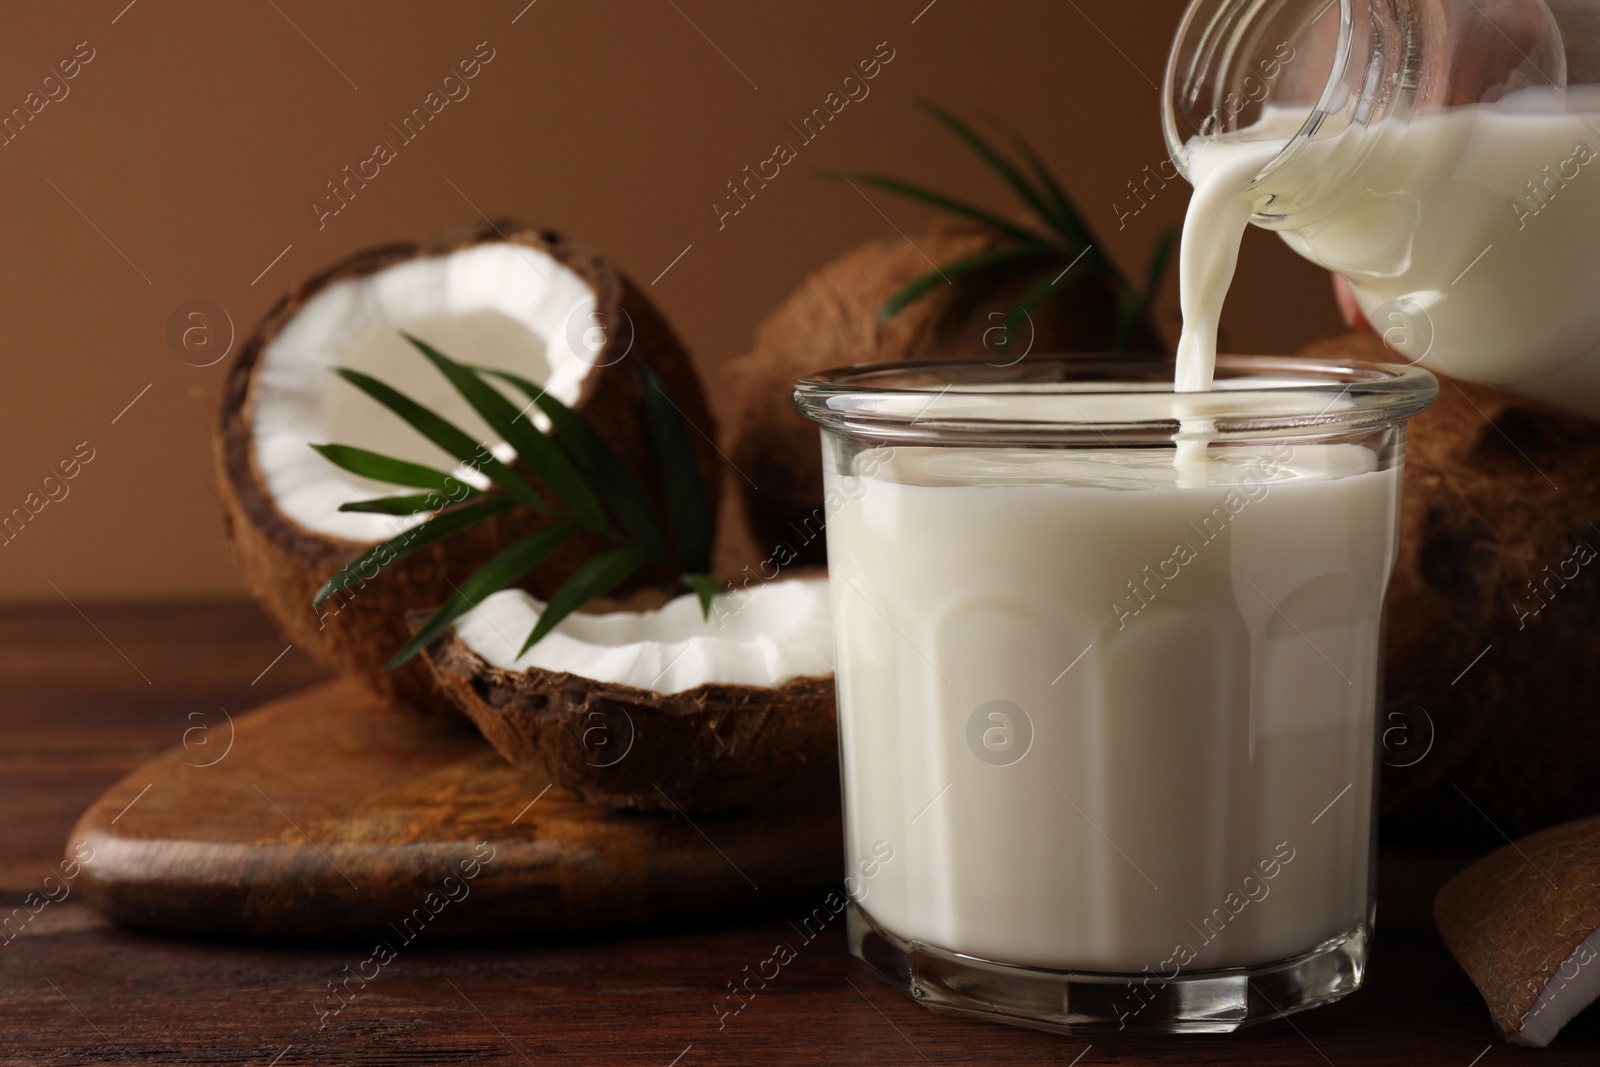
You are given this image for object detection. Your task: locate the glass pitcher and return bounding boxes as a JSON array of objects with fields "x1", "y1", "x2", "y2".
[{"x1": 1163, "y1": 0, "x2": 1600, "y2": 418}]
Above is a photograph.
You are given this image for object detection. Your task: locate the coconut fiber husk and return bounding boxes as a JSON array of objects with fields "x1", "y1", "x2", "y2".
[
  {"x1": 727, "y1": 219, "x2": 1163, "y2": 564},
  {"x1": 422, "y1": 614, "x2": 837, "y2": 814},
  {"x1": 1435, "y1": 813, "x2": 1600, "y2": 1045},
  {"x1": 216, "y1": 220, "x2": 721, "y2": 714},
  {"x1": 1304, "y1": 333, "x2": 1600, "y2": 836}
]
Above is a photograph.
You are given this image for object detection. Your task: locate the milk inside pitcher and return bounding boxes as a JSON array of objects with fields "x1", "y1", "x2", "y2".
[{"x1": 1163, "y1": 0, "x2": 1600, "y2": 419}]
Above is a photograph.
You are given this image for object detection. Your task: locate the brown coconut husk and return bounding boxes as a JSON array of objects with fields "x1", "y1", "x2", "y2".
[
  {"x1": 216, "y1": 221, "x2": 721, "y2": 714},
  {"x1": 1303, "y1": 333, "x2": 1600, "y2": 835},
  {"x1": 1435, "y1": 813, "x2": 1600, "y2": 1045},
  {"x1": 419, "y1": 579, "x2": 838, "y2": 814},
  {"x1": 727, "y1": 219, "x2": 1164, "y2": 562}
]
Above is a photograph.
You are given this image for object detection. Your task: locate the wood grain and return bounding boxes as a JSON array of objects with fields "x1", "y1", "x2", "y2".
[
  {"x1": 4, "y1": 600, "x2": 1600, "y2": 1064},
  {"x1": 68, "y1": 678, "x2": 841, "y2": 940}
]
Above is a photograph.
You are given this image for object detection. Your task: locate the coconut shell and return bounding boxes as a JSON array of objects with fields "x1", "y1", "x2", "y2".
[
  {"x1": 727, "y1": 219, "x2": 1163, "y2": 562},
  {"x1": 216, "y1": 220, "x2": 721, "y2": 713},
  {"x1": 421, "y1": 601, "x2": 838, "y2": 814},
  {"x1": 1435, "y1": 814, "x2": 1600, "y2": 1045},
  {"x1": 1301, "y1": 333, "x2": 1600, "y2": 836}
]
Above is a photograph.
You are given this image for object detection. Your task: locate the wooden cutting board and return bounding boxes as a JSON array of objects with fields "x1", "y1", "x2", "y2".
[{"x1": 69, "y1": 679, "x2": 843, "y2": 941}]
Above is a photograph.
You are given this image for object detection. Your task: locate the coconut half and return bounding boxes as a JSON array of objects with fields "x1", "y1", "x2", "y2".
[
  {"x1": 1435, "y1": 814, "x2": 1600, "y2": 1046},
  {"x1": 422, "y1": 574, "x2": 837, "y2": 812},
  {"x1": 217, "y1": 220, "x2": 721, "y2": 712}
]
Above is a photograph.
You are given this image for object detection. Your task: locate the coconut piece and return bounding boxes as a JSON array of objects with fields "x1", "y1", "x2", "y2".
[
  {"x1": 422, "y1": 574, "x2": 836, "y2": 812},
  {"x1": 216, "y1": 220, "x2": 720, "y2": 713},
  {"x1": 727, "y1": 219, "x2": 1162, "y2": 562},
  {"x1": 1435, "y1": 814, "x2": 1600, "y2": 1046},
  {"x1": 1301, "y1": 333, "x2": 1600, "y2": 835}
]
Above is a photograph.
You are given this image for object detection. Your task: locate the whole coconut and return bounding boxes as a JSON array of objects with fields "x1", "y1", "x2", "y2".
[
  {"x1": 727, "y1": 219, "x2": 1163, "y2": 562},
  {"x1": 1304, "y1": 333, "x2": 1600, "y2": 837}
]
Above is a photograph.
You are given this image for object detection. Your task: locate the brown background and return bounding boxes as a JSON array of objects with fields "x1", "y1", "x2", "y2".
[{"x1": 0, "y1": 0, "x2": 1342, "y2": 602}]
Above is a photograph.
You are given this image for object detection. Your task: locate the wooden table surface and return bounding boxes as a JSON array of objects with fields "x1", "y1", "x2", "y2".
[{"x1": 3, "y1": 601, "x2": 1597, "y2": 1066}]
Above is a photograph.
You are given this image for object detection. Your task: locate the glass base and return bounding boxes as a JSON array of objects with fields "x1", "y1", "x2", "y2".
[{"x1": 847, "y1": 903, "x2": 1367, "y2": 1035}]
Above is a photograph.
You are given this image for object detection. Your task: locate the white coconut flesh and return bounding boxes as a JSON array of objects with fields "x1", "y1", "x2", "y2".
[
  {"x1": 1513, "y1": 928, "x2": 1600, "y2": 1047},
  {"x1": 252, "y1": 242, "x2": 601, "y2": 543},
  {"x1": 454, "y1": 577, "x2": 834, "y2": 695}
]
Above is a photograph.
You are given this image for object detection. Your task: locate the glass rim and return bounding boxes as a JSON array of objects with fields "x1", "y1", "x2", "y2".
[{"x1": 792, "y1": 353, "x2": 1438, "y2": 445}]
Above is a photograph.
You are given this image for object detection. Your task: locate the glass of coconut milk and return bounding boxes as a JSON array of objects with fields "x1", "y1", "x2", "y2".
[{"x1": 795, "y1": 353, "x2": 1436, "y2": 1034}]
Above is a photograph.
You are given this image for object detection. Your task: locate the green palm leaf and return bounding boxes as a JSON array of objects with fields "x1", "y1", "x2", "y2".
[
  {"x1": 983, "y1": 112, "x2": 1108, "y2": 269},
  {"x1": 851, "y1": 102, "x2": 1176, "y2": 349},
  {"x1": 473, "y1": 366, "x2": 674, "y2": 567},
  {"x1": 640, "y1": 365, "x2": 712, "y2": 575},
  {"x1": 517, "y1": 545, "x2": 652, "y2": 655},
  {"x1": 315, "y1": 343, "x2": 725, "y2": 660},
  {"x1": 339, "y1": 492, "x2": 478, "y2": 515},
  {"x1": 401, "y1": 335, "x2": 609, "y2": 531},
  {"x1": 333, "y1": 367, "x2": 547, "y2": 513},
  {"x1": 313, "y1": 496, "x2": 516, "y2": 607},
  {"x1": 836, "y1": 173, "x2": 1044, "y2": 246},
  {"x1": 310, "y1": 444, "x2": 466, "y2": 494},
  {"x1": 916, "y1": 101, "x2": 1073, "y2": 245},
  {"x1": 998, "y1": 257, "x2": 1097, "y2": 353},
  {"x1": 881, "y1": 244, "x2": 1055, "y2": 322},
  {"x1": 682, "y1": 572, "x2": 722, "y2": 619},
  {"x1": 386, "y1": 519, "x2": 582, "y2": 670}
]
